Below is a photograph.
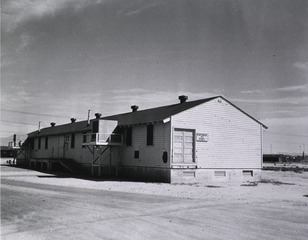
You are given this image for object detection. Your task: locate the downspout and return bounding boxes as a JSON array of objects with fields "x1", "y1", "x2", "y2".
[
  {"x1": 63, "y1": 140, "x2": 66, "y2": 159},
  {"x1": 109, "y1": 146, "x2": 112, "y2": 176},
  {"x1": 261, "y1": 125, "x2": 263, "y2": 169},
  {"x1": 169, "y1": 117, "x2": 173, "y2": 183}
]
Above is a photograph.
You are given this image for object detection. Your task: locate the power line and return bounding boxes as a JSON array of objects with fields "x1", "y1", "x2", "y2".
[
  {"x1": 1, "y1": 109, "x2": 71, "y2": 118},
  {"x1": 1, "y1": 134, "x2": 27, "y2": 139},
  {"x1": 1, "y1": 120, "x2": 38, "y2": 126},
  {"x1": 265, "y1": 132, "x2": 308, "y2": 138},
  {"x1": 264, "y1": 140, "x2": 306, "y2": 145},
  {"x1": 0, "y1": 130, "x2": 28, "y2": 134}
]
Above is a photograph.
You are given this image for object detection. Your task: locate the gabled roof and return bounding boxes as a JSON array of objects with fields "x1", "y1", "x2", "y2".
[
  {"x1": 28, "y1": 120, "x2": 91, "y2": 138},
  {"x1": 103, "y1": 96, "x2": 268, "y2": 129},
  {"x1": 102, "y1": 96, "x2": 218, "y2": 126},
  {"x1": 27, "y1": 95, "x2": 267, "y2": 138}
]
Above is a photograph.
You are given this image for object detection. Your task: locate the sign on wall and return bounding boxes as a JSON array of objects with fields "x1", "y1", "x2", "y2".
[{"x1": 196, "y1": 133, "x2": 209, "y2": 142}]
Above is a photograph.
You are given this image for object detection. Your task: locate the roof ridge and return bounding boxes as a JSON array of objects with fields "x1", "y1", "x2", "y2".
[{"x1": 103, "y1": 95, "x2": 220, "y2": 119}]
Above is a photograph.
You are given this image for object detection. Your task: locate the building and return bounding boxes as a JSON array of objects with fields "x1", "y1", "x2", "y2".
[
  {"x1": 0, "y1": 146, "x2": 14, "y2": 158},
  {"x1": 263, "y1": 154, "x2": 285, "y2": 163},
  {"x1": 17, "y1": 95, "x2": 267, "y2": 183}
]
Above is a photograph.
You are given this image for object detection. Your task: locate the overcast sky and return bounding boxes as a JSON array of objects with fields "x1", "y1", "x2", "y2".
[{"x1": 1, "y1": 0, "x2": 308, "y2": 154}]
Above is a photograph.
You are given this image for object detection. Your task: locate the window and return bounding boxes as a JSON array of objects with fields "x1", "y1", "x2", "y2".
[
  {"x1": 134, "y1": 150, "x2": 139, "y2": 159},
  {"x1": 126, "y1": 127, "x2": 132, "y2": 146},
  {"x1": 82, "y1": 132, "x2": 89, "y2": 148},
  {"x1": 214, "y1": 171, "x2": 226, "y2": 177},
  {"x1": 183, "y1": 171, "x2": 195, "y2": 177},
  {"x1": 71, "y1": 133, "x2": 75, "y2": 148},
  {"x1": 146, "y1": 124, "x2": 154, "y2": 146},
  {"x1": 45, "y1": 137, "x2": 48, "y2": 149},
  {"x1": 38, "y1": 137, "x2": 41, "y2": 150},
  {"x1": 30, "y1": 139, "x2": 34, "y2": 150},
  {"x1": 243, "y1": 170, "x2": 253, "y2": 177}
]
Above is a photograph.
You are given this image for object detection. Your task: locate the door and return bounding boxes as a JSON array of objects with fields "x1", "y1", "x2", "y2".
[
  {"x1": 173, "y1": 129, "x2": 195, "y2": 163},
  {"x1": 57, "y1": 136, "x2": 65, "y2": 158}
]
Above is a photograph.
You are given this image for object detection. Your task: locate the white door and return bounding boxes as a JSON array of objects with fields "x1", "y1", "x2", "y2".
[{"x1": 173, "y1": 129, "x2": 195, "y2": 163}]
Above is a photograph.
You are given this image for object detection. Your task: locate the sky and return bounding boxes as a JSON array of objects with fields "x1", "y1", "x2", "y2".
[{"x1": 1, "y1": 0, "x2": 308, "y2": 154}]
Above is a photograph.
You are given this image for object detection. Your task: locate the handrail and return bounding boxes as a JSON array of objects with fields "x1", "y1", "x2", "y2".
[{"x1": 83, "y1": 133, "x2": 122, "y2": 145}]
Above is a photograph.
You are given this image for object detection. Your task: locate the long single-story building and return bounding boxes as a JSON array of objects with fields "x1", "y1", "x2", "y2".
[{"x1": 17, "y1": 95, "x2": 267, "y2": 183}]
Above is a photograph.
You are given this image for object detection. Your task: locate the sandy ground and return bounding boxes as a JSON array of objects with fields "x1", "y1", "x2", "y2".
[{"x1": 1, "y1": 159, "x2": 308, "y2": 240}]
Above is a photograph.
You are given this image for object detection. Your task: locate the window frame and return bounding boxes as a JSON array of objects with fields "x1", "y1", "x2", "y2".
[
  {"x1": 146, "y1": 124, "x2": 154, "y2": 146},
  {"x1": 30, "y1": 139, "x2": 35, "y2": 150},
  {"x1": 71, "y1": 133, "x2": 75, "y2": 148},
  {"x1": 134, "y1": 150, "x2": 139, "y2": 159},
  {"x1": 45, "y1": 136, "x2": 48, "y2": 149},
  {"x1": 38, "y1": 137, "x2": 41, "y2": 150},
  {"x1": 126, "y1": 127, "x2": 132, "y2": 146}
]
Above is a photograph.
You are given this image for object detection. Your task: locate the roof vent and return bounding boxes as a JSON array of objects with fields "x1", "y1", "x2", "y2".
[
  {"x1": 131, "y1": 105, "x2": 139, "y2": 112},
  {"x1": 70, "y1": 118, "x2": 76, "y2": 123},
  {"x1": 179, "y1": 95, "x2": 188, "y2": 103},
  {"x1": 50, "y1": 122, "x2": 56, "y2": 127},
  {"x1": 95, "y1": 113, "x2": 102, "y2": 119}
]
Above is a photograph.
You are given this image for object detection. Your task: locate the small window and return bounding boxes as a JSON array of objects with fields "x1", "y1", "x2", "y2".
[
  {"x1": 29, "y1": 139, "x2": 34, "y2": 150},
  {"x1": 243, "y1": 170, "x2": 253, "y2": 177},
  {"x1": 71, "y1": 133, "x2": 75, "y2": 148},
  {"x1": 126, "y1": 127, "x2": 132, "y2": 146},
  {"x1": 82, "y1": 133, "x2": 87, "y2": 148},
  {"x1": 134, "y1": 150, "x2": 139, "y2": 159},
  {"x1": 146, "y1": 124, "x2": 154, "y2": 146},
  {"x1": 183, "y1": 171, "x2": 195, "y2": 177},
  {"x1": 38, "y1": 137, "x2": 41, "y2": 150},
  {"x1": 45, "y1": 137, "x2": 48, "y2": 149},
  {"x1": 214, "y1": 171, "x2": 226, "y2": 177}
]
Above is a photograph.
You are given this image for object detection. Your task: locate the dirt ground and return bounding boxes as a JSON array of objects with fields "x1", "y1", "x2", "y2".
[{"x1": 1, "y1": 160, "x2": 308, "y2": 240}]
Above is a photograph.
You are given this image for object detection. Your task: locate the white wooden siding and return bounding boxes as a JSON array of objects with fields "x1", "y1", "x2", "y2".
[
  {"x1": 171, "y1": 97, "x2": 262, "y2": 169},
  {"x1": 31, "y1": 133, "x2": 97, "y2": 165},
  {"x1": 118, "y1": 123, "x2": 171, "y2": 168},
  {"x1": 31, "y1": 136, "x2": 65, "y2": 159}
]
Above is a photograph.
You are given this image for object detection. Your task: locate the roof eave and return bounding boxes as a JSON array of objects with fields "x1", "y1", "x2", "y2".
[{"x1": 218, "y1": 96, "x2": 268, "y2": 129}]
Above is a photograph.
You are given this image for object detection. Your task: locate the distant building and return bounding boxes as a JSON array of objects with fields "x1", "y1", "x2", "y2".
[
  {"x1": 0, "y1": 146, "x2": 14, "y2": 157},
  {"x1": 263, "y1": 154, "x2": 285, "y2": 163},
  {"x1": 17, "y1": 96, "x2": 267, "y2": 183}
]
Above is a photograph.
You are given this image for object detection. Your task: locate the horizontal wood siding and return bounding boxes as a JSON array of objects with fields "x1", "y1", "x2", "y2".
[
  {"x1": 118, "y1": 123, "x2": 171, "y2": 168},
  {"x1": 31, "y1": 136, "x2": 64, "y2": 159},
  {"x1": 31, "y1": 133, "x2": 99, "y2": 165},
  {"x1": 171, "y1": 97, "x2": 262, "y2": 169},
  {"x1": 29, "y1": 123, "x2": 172, "y2": 171},
  {"x1": 64, "y1": 133, "x2": 101, "y2": 165}
]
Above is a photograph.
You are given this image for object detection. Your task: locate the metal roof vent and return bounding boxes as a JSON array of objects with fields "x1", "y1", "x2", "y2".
[
  {"x1": 131, "y1": 105, "x2": 139, "y2": 112},
  {"x1": 179, "y1": 95, "x2": 188, "y2": 103},
  {"x1": 50, "y1": 122, "x2": 56, "y2": 127},
  {"x1": 70, "y1": 118, "x2": 76, "y2": 123},
  {"x1": 95, "y1": 113, "x2": 102, "y2": 119}
]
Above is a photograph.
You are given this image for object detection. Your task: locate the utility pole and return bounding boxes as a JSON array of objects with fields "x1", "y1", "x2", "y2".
[{"x1": 87, "y1": 110, "x2": 91, "y2": 126}]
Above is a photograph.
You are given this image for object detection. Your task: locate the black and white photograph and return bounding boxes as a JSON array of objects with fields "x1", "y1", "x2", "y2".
[{"x1": 1, "y1": 0, "x2": 308, "y2": 239}]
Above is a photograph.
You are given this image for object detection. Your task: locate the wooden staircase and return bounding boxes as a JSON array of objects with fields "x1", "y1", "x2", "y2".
[{"x1": 57, "y1": 159, "x2": 85, "y2": 175}]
